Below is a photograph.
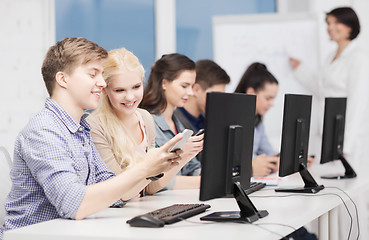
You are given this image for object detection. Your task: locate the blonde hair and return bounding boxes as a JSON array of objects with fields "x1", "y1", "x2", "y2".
[{"x1": 90, "y1": 48, "x2": 145, "y2": 171}]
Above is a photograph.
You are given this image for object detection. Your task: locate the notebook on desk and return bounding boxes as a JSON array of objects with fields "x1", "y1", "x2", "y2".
[{"x1": 252, "y1": 172, "x2": 281, "y2": 186}]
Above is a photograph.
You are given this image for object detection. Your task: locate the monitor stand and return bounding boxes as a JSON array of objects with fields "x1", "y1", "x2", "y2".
[
  {"x1": 275, "y1": 163, "x2": 324, "y2": 194},
  {"x1": 200, "y1": 182, "x2": 268, "y2": 223},
  {"x1": 321, "y1": 155, "x2": 357, "y2": 179}
]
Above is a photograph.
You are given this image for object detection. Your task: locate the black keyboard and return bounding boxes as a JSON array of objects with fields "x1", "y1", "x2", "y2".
[
  {"x1": 244, "y1": 181, "x2": 266, "y2": 195},
  {"x1": 127, "y1": 203, "x2": 211, "y2": 227}
]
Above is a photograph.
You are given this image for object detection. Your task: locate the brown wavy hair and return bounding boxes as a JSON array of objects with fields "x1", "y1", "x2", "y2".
[{"x1": 140, "y1": 53, "x2": 195, "y2": 114}]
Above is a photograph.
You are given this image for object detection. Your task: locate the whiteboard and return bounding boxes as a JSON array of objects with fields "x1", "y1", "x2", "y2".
[{"x1": 213, "y1": 13, "x2": 321, "y2": 154}]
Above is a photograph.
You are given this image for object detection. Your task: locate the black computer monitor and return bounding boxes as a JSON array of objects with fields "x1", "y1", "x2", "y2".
[
  {"x1": 276, "y1": 94, "x2": 324, "y2": 193},
  {"x1": 199, "y1": 92, "x2": 268, "y2": 223},
  {"x1": 320, "y1": 97, "x2": 357, "y2": 179}
]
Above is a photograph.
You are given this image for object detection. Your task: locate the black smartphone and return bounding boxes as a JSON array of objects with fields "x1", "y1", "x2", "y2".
[{"x1": 195, "y1": 129, "x2": 205, "y2": 136}]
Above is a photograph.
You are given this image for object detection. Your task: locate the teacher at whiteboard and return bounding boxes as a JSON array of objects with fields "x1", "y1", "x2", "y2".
[{"x1": 289, "y1": 7, "x2": 369, "y2": 165}]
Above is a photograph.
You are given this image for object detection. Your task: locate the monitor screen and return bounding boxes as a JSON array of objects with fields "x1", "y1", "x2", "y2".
[
  {"x1": 320, "y1": 97, "x2": 356, "y2": 179},
  {"x1": 199, "y1": 92, "x2": 268, "y2": 223},
  {"x1": 276, "y1": 94, "x2": 324, "y2": 193}
]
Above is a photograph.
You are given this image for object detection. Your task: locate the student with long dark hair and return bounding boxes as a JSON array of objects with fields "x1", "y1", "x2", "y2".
[
  {"x1": 236, "y1": 62, "x2": 318, "y2": 240},
  {"x1": 141, "y1": 53, "x2": 203, "y2": 189},
  {"x1": 235, "y1": 62, "x2": 280, "y2": 177}
]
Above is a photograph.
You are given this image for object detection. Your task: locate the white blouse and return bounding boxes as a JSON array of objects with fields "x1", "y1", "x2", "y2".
[{"x1": 294, "y1": 40, "x2": 369, "y2": 163}]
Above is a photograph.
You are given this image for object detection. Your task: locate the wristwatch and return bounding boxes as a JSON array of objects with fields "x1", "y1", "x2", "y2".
[{"x1": 146, "y1": 173, "x2": 164, "y2": 181}]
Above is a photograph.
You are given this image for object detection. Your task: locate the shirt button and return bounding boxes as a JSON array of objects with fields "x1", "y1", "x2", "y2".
[{"x1": 78, "y1": 127, "x2": 83, "y2": 131}]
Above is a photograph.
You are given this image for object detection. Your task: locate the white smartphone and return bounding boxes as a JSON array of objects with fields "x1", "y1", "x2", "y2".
[{"x1": 169, "y1": 129, "x2": 193, "y2": 152}]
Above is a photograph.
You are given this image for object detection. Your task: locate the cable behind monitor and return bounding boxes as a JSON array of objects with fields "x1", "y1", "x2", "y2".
[{"x1": 252, "y1": 190, "x2": 358, "y2": 240}]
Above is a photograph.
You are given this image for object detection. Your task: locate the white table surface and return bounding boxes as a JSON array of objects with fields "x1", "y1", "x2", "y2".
[{"x1": 4, "y1": 161, "x2": 369, "y2": 240}]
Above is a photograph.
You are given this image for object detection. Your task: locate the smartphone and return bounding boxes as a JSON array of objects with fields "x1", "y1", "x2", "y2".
[
  {"x1": 169, "y1": 129, "x2": 193, "y2": 152},
  {"x1": 194, "y1": 129, "x2": 205, "y2": 136}
]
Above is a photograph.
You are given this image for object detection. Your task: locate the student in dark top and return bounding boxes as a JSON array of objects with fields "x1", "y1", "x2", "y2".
[
  {"x1": 174, "y1": 59, "x2": 230, "y2": 162},
  {"x1": 174, "y1": 60, "x2": 230, "y2": 133}
]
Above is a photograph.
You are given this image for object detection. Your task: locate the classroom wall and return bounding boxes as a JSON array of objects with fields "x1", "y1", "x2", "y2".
[
  {"x1": 0, "y1": 0, "x2": 55, "y2": 155},
  {"x1": 55, "y1": 0, "x2": 155, "y2": 81},
  {"x1": 1, "y1": 0, "x2": 368, "y2": 157},
  {"x1": 288, "y1": 0, "x2": 369, "y2": 155},
  {"x1": 176, "y1": 0, "x2": 276, "y2": 61},
  {"x1": 312, "y1": 0, "x2": 369, "y2": 63}
]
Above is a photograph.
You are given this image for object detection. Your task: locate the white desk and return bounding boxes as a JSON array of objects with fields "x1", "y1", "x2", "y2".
[{"x1": 4, "y1": 161, "x2": 369, "y2": 240}]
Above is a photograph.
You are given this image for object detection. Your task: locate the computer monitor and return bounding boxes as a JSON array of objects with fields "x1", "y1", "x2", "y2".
[
  {"x1": 320, "y1": 97, "x2": 357, "y2": 179},
  {"x1": 276, "y1": 94, "x2": 324, "y2": 193},
  {"x1": 199, "y1": 92, "x2": 268, "y2": 223}
]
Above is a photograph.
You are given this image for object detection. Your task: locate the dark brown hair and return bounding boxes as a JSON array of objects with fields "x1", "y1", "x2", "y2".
[
  {"x1": 326, "y1": 7, "x2": 360, "y2": 40},
  {"x1": 195, "y1": 60, "x2": 230, "y2": 90},
  {"x1": 140, "y1": 53, "x2": 195, "y2": 114},
  {"x1": 234, "y1": 62, "x2": 278, "y2": 94}
]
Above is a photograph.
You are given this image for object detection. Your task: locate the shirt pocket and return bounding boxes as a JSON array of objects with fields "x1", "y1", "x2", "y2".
[{"x1": 71, "y1": 150, "x2": 89, "y2": 180}]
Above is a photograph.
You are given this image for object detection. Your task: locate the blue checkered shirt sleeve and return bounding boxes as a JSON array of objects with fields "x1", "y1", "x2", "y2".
[{"x1": 0, "y1": 98, "x2": 115, "y2": 238}]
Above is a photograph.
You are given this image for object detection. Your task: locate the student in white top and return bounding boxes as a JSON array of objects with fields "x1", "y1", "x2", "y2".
[{"x1": 289, "y1": 7, "x2": 369, "y2": 165}]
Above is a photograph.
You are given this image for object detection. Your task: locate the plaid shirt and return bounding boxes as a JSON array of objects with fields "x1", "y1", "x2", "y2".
[{"x1": 0, "y1": 98, "x2": 115, "y2": 238}]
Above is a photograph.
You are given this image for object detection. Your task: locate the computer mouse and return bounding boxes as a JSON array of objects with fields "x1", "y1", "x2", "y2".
[{"x1": 127, "y1": 215, "x2": 165, "y2": 228}]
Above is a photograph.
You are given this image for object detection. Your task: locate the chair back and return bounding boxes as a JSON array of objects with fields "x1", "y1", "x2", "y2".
[{"x1": 0, "y1": 146, "x2": 12, "y2": 225}]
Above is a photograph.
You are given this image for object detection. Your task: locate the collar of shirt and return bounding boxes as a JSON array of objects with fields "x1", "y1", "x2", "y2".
[
  {"x1": 340, "y1": 40, "x2": 357, "y2": 58},
  {"x1": 151, "y1": 112, "x2": 184, "y2": 134},
  {"x1": 45, "y1": 98, "x2": 91, "y2": 134},
  {"x1": 177, "y1": 107, "x2": 205, "y2": 131}
]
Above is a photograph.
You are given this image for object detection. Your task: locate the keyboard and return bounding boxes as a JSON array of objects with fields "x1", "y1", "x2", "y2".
[
  {"x1": 244, "y1": 181, "x2": 266, "y2": 195},
  {"x1": 127, "y1": 203, "x2": 211, "y2": 227}
]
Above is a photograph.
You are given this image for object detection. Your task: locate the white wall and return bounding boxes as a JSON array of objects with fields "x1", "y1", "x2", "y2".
[
  {"x1": 310, "y1": 0, "x2": 369, "y2": 63},
  {"x1": 0, "y1": 0, "x2": 55, "y2": 155},
  {"x1": 1, "y1": 0, "x2": 368, "y2": 157},
  {"x1": 155, "y1": 0, "x2": 176, "y2": 59},
  {"x1": 269, "y1": 0, "x2": 369, "y2": 155}
]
